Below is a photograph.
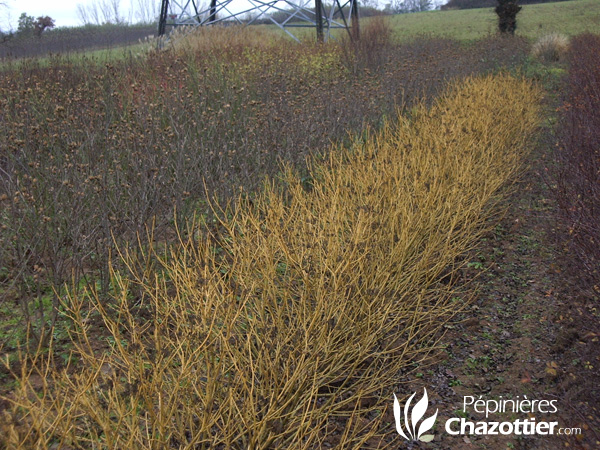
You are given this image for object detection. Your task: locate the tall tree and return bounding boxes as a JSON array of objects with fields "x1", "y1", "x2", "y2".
[
  {"x1": 34, "y1": 16, "x2": 55, "y2": 37},
  {"x1": 17, "y1": 12, "x2": 35, "y2": 35}
]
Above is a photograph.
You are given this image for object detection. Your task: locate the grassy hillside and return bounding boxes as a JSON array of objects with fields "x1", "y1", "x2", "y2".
[
  {"x1": 387, "y1": 0, "x2": 600, "y2": 41},
  {"x1": 263, "y1": 0, "x2": 598, "y2": 43}
]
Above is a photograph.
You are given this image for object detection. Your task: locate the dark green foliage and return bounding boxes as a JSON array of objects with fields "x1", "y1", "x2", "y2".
[
  {"x1": 16, "y1": 13, "x2": 35, "y2": 36},
  {"x1": 15, "y1": 14, "x2": 55, "y2": 38},
  {"x1": 495, "y1": 0, "x2": 522, "y2": 34}
]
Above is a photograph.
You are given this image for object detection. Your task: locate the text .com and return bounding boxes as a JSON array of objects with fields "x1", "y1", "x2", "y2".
[{"x1": 445, "y1": 418, "x2": 582, "y2": 436}]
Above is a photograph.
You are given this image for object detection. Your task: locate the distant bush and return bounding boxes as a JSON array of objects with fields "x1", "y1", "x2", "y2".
[
  {"x1": 556, "y1": 33, "x2": 600, "y2": 287},
  {"x1": 495, "y1": 0, "x2": 521, "y2": 34},
  {"x1": 531, "y1": 33, "x2": 569, "y2": 62},
  {"x1": 340, "y1": 16, "x2": 393, "y2": 72}
]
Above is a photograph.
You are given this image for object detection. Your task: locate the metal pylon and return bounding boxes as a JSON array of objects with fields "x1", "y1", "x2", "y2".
[{"x1": 158, "y1": 0, "x2": 359, "y2": 42}]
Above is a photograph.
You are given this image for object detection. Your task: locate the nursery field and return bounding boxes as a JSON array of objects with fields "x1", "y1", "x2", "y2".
[
  {"x1": 1, "y1": 3, "x2": 599, "y2": 449},
  {"x1": 0, "y1": 24, "x2": 156, "y2": 60}
]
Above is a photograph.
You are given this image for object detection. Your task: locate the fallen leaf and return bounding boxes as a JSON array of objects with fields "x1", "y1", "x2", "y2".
[
  {"x1": 546, "y1": 362, "x2": 559, "y2": 377},
  {"x1": 582, "y1": 332, "x2": 598, "y2": 341}
]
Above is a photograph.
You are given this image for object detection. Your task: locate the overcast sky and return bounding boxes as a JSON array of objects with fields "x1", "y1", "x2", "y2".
[
  {"x1": 3, "y1": 0, "x2": 87, "y2": 29},
  {"x1": 1, "y1": 0, "x2": 444, "y2": 31},
  {"x1": 2, "y1": 0, "x2": 145, "y2": 29}
]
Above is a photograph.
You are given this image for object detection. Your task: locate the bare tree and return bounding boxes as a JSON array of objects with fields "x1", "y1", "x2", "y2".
[
  {"x1": 77, "y1": 0, "x2": 124, "y2": 25},
  {"x1": 133, "y1": 0, "x2": 158, "y2": 24},
  {"x1": 360, "y1": 0, "x2": 379, "y2": 8},
  {"x1": 107, "y1": 0, "x2": 124, "y2": 23},
  {"x1": 98, "y1": 0, "x2": 120, "y2": 24},
  {"x1": 76, "y1": 3, "x2": 90, "y2": 24},
  {"x1": 387, "y1": 0, "x2": 432, "y2": 13},
  {"x1": 77, "y1": 1, "x2": 102, "y2": 24},
  {"x1": 0, "y1": 3, "x2": 14, "y2": 40}
]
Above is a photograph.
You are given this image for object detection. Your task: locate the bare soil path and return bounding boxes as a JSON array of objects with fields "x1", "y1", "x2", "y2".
[{"x1": 397, "y1": 107, "x2": 600, "y2": 450}]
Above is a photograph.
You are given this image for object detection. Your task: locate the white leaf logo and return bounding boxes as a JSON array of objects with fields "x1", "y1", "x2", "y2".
[
  {"x1": 393, "y1": 388, "x2": 438, "y2": 442},
  {"x1": 393, "y1": 393, "x2": 410, "y2": 440}
]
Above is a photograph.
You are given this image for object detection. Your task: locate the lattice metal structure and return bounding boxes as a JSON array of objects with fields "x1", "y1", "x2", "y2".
[{"x1": 158, "y1": 0, "x2": 359, "y2": 42}]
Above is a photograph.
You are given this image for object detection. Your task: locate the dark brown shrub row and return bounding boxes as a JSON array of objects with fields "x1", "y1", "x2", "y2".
[
  {"x1": 556, "y1": 33, "x2": 600, "y2": 288},
  {"x1": 0, "y1": 24, "x2": 157, "y2": 59}
]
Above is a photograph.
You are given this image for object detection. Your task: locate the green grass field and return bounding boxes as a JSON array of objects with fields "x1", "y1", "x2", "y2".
[
  {"x1": 387, "y1": 0, "x2": 600, "y2": 42},
  {"x1": 263, "y1": 0, "x2": 599, "y2": 43}
]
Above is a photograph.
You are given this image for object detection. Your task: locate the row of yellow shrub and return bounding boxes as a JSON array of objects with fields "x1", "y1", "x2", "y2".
[{"x1": 1, "y1": 74, "x2": 540, "y2": 449}]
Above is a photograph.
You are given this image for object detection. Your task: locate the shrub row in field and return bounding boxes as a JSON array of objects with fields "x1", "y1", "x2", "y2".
[
  {"x1": 556, "y1": 33, "x2": 600, "y2": 288},
  {"x1": 0, "y1": 74, "x2": 541, "y2": 449},
  {"x1": 0, "y1": 24, "x2": 157, "y2": 59},
  {"x1": 0, "y1": 25, "x2": 529, "y2": 349}
]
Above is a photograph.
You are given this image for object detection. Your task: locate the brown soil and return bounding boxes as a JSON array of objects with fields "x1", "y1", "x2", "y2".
[{"x1": 393, "y1": 113, "x2": 600, "y2": 449}]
